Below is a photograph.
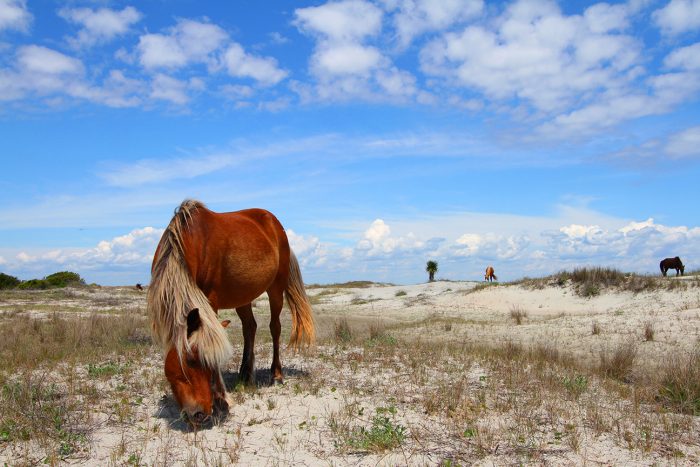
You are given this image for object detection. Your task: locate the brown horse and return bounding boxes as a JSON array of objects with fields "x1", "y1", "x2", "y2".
[
  {"x1": 660, "y1": 257, "x2": 685, "y2": 276},
  {"x1": 484, "y1": 266, "x2": 497, "y2": 282},
  {"x1": 148, "y1": 200, "x2": 315, "y2": 425}
]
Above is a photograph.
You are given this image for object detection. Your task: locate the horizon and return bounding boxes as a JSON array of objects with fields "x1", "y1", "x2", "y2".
[{"x1": 1, "y1": 0, "x2": 699, "y2": 286}]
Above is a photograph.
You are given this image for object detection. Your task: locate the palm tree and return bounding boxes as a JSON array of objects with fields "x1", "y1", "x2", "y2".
[{"x1": 426, "y1": 260, "x2": 438, "y2": 282}]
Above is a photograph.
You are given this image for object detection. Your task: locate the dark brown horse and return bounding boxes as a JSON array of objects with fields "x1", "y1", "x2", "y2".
[
  {"x1": 148, "y1": 200, "x2": 315, "y2": 425},
  {"x1": 660, "y1": 257, "x2": 685, "y2": 276}
]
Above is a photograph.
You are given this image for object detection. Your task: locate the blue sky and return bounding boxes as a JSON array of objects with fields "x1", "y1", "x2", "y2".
[{"x1": 1, "y1": 0, "x2": 699, "y2": 285}]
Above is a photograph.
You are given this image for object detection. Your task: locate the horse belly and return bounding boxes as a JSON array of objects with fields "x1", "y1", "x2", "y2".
[{"x1": 207, "y1": 241, "x2": 280, "y2": 309}]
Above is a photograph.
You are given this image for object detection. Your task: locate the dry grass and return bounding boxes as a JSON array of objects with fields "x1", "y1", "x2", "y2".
[
  {"x1": 509, "y1": 305, "x2": 527, "y2": 325},
  {"x1": 518, "y1": 267, "x2": 693, "y2": 296},
  {"x1": 334, "y1": 317, "x2": 353, "y2": 343},
  {"x1": 1, "y1": 284, "x2": 699, "y2": 465},
  {"x1": 0, "y1": 310, "x2": 154, "y2": 463},
  {"x1": 658, "y1": 347, "x2": 700, "y2": 415},
  {"x1": 644, "y1": 321, "x2": 655, "y2": 341},
  {"x1": 598, "y1": 339, "x2": 638, "y2": 382}
]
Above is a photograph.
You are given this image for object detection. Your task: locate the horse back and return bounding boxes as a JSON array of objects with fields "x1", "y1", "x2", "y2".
[
  {"x1": 661, "y1": 257, "x2": 683, "y2": 269},
  {"x1": 182, "y1": 207, "x2": 290, "y2": 308}
]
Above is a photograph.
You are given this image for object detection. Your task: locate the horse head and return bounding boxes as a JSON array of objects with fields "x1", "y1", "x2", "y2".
[{"x1": 164, "y1": 309, "x2": 231, "y2": 426}]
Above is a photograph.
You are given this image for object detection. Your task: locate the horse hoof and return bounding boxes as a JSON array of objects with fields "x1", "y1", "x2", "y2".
[{"x1": 272, "y1": 378, "x2": 284, "y2": 386}]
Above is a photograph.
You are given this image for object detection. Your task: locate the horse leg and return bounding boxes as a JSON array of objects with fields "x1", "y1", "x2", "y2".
[
  {"x1": 268, "y1": 287, "x2": 285, "y2": 385},
  {"x1": 235, "y1": 304, "x2": 256, "y2": 386}
]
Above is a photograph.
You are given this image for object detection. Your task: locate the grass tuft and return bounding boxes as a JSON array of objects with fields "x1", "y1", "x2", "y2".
[
  {"x1": 644, "y1": 322, "x2": 655, "y2": 342},
  {"x1": 333, "y1": 318, "x2": 353, "y2": 343},
  {"x1": 599, "y1": 339, "x2": 637, "y2": 382},
  {"x1": 658, "y1": 347, "x2": 700, "y2": 415},
  {"x1": 509, "y1": 306, "x2": 527, "y2": 325}
]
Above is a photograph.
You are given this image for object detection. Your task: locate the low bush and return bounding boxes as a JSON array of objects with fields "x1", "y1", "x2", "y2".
[
  {"x1": 0, "y1": 272, "x2": 20, "y2": 289},
  {"x1": 12, "y1": 271, "x2": 86, "y2": 290}
]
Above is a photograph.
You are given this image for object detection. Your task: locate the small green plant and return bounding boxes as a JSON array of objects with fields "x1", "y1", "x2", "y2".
[
  {"x1": 342, "y1": 408, "x2": 406, "y2": 453},
  {"x1": 395, "y1": 290, "x2": 407, "y2": 297},
  {"x1": 592, "y1": 321, "x2": 601, "y2": 335},
  {"x1": 579, "y1": 281, "x2": 600, "y2": 298},
  {"x1": 562, "y1": 375, "x2": 588, "y2": 398},
  {"x1": 87, "y1": 361, "x2": 123, "y2": 378}
]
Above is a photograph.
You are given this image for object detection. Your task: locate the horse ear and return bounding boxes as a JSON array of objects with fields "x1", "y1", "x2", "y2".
[
  {"x1": 221, "y1": 319, "x2": 231, "y2": 328},
  {"x1": 187, "y1": 308, "x2": 202, "y2": 337}
]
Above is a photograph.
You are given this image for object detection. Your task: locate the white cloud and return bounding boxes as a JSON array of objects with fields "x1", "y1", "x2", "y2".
[
  {"x1": 294, "y1": 0, "x2": 418, "y2": 102},
  {"x1": 17, "y1": 45, "x2": 83, "y2": 76},
  {"x1": 137, "y1": 19, "x2": 228, "y2": 69},
  {"x1": 356, "y1": 219, "x2": 428, "y2": 257},
  {"x1": 665, "y1": 125, "x2": 700, "y2": 158},
  {"x1": 287, "y1": 229, "x2": 329, "y2": 267},
  {"x1": 294, "y1": 0, "x2": 383, "y2": 42},
  {"x1": 455, "y1": 233, "x2": 482, "y2": 255},
  {"x1": 223, "y1": 43, "x2": 287, "y2": 85},
  {"x1": 59, "y1": 6, "x2": 142, "y2": 48},
  {"x1": 653, "y1": 0, "x2": 700, "y2": 36},
  {"x1": 311, "y1": 43, "x2": 383, "y2": 76},
  {"x1": 453, "y1": 232, "x2": 529, "y2": 260},
  {"x1": 149, "y1": 73, "x2": 191, "y2": 104},
  {"x1": 3, "y1": 227, "x2": 164, "y2": 283},
  {"x1": 420, "y1": 0, "x2": 641, "y2": 115},
  {"x1": 0, "y1": 0, "x2": 31, "y2": 32},
  {"x1": 101, "y1": 153, "x2": 233, "y2": 187},
  {"x1": 665, "y1": 42, "x2": 700, "y2": 70},
  {"x1": 0, "y1": 45, "x2": 149, "y2": 107},
  {"x1": 383, "y1": 0, "x2": 484, "y2": 48}
]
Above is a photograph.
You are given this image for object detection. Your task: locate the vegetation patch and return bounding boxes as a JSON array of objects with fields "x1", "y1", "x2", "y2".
[
  {"x1": 658, "y1": 347, "x2": 700, "y2": 415},
  {"x1": 517, "y1": 267, "x2": 691, "y2": 296},
  {"x1": 332, "y1": 406, "x2": 406, "y2": 453},
  {"x1": 1, "y1": 271, "x2": 87, "y2": 291}
]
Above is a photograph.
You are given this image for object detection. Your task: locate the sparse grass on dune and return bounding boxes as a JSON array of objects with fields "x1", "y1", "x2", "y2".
[
  {"x1": 0, "y1": 310, "x2": 155, "y2": 464},
  {"x1": 2, "y1": 280, "x2": 700, "y2": 465},
  {"x1": 306, "y1": 280, "x2": 391, "y2": 289},
  {"x1": 517, "y1": 267, "x2": 697, "y2": 296},
  {"x1": 0, "y1": 313, "x2": 151, "y2": 372}
]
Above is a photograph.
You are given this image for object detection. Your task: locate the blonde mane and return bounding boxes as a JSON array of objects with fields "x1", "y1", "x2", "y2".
[{"x1": 147, "y1": 199, "x2": 233, "y2": 369}]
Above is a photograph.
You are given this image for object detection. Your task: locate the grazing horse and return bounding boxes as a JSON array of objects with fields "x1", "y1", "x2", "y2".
[
  {"x1": 484, "y1": 266, "x2": 497, "y2": 282},
  {"x1": 147, "y1": 200, "x2": 315, "y2": 425},
  {"x1": 135, "y1": 283, "x2": 143, "y2": 291},
  {"x1": 660, "y1": 257, "x2": 685, "y2": 277}
]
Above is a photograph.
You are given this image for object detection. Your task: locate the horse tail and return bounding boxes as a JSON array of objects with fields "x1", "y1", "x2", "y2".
[
  {"x1": 285, "y1": 250, "x2": 315, "y2": 348},
  {"x1": 147, "y1": 200, "x2": 233, "y2": 369},
  {"x1": 493, "y1": 273, "x2": 498, "y2": 281}
]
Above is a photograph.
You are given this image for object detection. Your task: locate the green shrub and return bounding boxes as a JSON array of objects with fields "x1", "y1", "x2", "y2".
[
  {"x1": 45, "y1": 271, "x2": 85, "y2": 288},
  {"x1": 17, "y1": 279, "x2": 50, "y2": 290},
  {"x1": 0, "y1": 272, "x2": 21, "y2": 289},
  {"x1": 14, "y1": 272, "x2": 85, "y2": 290}
]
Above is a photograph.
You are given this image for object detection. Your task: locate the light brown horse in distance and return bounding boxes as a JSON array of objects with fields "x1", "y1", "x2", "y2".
[
  {"x1": 147, "y1": 200, "x2": 315, "y2": 426},
  {"x1": 484, "y1": 266, "x2": 497, "y2": 282}
]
